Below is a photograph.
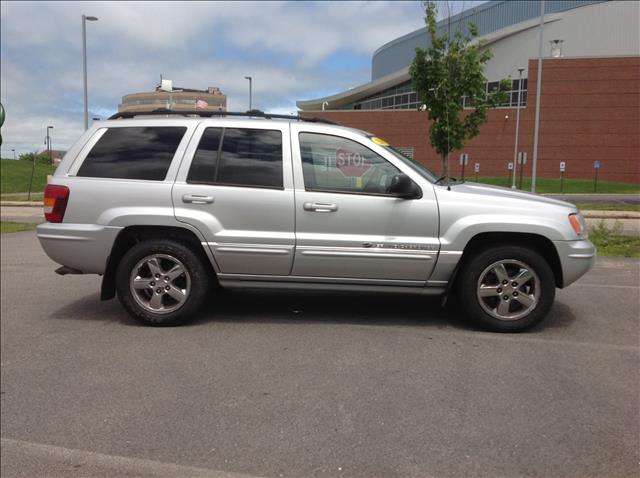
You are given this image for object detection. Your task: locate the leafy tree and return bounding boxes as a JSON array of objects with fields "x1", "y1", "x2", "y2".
[{"x1": 410, "y1": 1, "x2": 509, "y2": 178}]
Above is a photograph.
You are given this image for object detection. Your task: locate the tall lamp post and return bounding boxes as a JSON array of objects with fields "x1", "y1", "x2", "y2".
[
  {"x1": 511, "y1": 67, "x2": 525, "y2": 189},
  {"x1": 244, "y1": 76, "x2": 252, "y2": 111},
  {"x1": 82, "y1": 14, "x2": 98, "y2": 130},
  {"x1": 530, "y1": 0, "x2": 544, "y2": 193},
  {"x1": 46, "y1": 126, "x2": 54, "y2": 165}
]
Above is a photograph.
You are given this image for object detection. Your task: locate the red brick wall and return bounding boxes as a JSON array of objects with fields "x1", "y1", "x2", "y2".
[{"x1": 302, "y1": 56, "x2": 640, "y2": 183}]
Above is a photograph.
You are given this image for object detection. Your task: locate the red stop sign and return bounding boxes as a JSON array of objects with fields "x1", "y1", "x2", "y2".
[{"x1": 335, "y1": 148, "x2": 370, "y2": 177}]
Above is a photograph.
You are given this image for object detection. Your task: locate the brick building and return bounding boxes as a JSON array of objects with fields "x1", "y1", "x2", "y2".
[{"x1": 298, "y1": 1, "x2": 640, "y2": 183}]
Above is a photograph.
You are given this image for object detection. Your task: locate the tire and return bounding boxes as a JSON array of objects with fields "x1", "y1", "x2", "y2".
[
  {"x1": 115, "y1": 239, "x2": 212, "y2": 326},
  {"x1": 457, "y1": 245, "x2": 555, "y2": 333}
]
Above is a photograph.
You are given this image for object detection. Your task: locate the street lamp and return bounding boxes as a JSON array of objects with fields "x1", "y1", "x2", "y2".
[
  {"x1": 46, "y1": 126, "x2": 54, "y2": 165},
  {"x1": 244, "y1": 76, "x2": 252, "y2": 111},
  {"x1": 511, "y1": 67, "x2": 525, "y2": 189},
  {"x1": 82, "y1": 14, "x2": 98, "y2": 130}
]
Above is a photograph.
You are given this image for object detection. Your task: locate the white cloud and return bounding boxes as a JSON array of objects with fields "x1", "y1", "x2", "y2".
[{"x1": 1, "y1": 0, "x2": 430, "y2": 155}]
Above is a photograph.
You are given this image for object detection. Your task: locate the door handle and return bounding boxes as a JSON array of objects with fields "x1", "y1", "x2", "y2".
[
  {"x1": 182, "y1": 194, "x2": 214, "y2": 204},
  {"x1": 303, "y1": 202, "x2": 338, "y2": 213}
]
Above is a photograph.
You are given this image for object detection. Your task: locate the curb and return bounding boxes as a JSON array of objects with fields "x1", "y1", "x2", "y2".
[{"x1": 1, "y1": 201, "x2": 42, "y2": 207}]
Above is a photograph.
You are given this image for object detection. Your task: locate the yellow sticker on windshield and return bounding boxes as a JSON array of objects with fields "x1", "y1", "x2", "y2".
[{"x1": 371, "y1": 137, "x2": 389, "y2": 146}]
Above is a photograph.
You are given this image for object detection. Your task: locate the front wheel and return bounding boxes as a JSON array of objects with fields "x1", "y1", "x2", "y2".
[
  {"x1": 457, "y1": 246, "x2": 556, "y2": 332},
  {"x1": 116, "y1": 239, "x2": 211, "y2": 326}
]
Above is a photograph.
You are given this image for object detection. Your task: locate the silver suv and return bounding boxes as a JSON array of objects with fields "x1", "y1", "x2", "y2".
[{"x1": 37, "y1": 111, "x2": 595, "y2": 332}]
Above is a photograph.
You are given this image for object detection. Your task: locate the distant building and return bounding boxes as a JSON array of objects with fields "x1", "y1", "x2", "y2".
[{"x1": 119, "y1": 84, "x2": 226, "y2": 114}]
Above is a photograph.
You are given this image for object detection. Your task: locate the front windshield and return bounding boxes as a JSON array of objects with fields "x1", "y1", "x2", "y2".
[{"x1": 364, "y1": 135, "x2": 439, "y2": 183}]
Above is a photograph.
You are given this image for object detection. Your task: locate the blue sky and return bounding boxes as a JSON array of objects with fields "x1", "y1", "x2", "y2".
[{"x1": 0, "y1": 1, "x2": 481, "y2": 155}]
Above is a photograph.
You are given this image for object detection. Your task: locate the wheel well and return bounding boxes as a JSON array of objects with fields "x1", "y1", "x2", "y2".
[
  {"x1": 100, "y1": 225, "x2": 216, "y2": 300},
  {"x1": 454, "y1": 232, "x2": 563, "y2": 289}
]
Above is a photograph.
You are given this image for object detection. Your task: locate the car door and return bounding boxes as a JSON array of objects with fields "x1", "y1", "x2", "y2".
[
  {"x1": 290, "y1": 124, "x2": 440, "y2": 283},
  {"x1": 173, "y1": 120, "x2": 295, "y2": 276}
]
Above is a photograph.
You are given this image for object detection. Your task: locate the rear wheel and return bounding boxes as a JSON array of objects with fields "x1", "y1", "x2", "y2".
[
  {"x1": 458, "y1": 246, "x2": 555, "y2": 332},
  {"x1": 116, "y1": 240, "x2": 211, "y2": 326}
]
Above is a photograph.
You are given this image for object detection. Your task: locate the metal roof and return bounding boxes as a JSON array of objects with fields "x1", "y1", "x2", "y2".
[{"x1": 371, "y1": 0, "x2": 607, "y2": 80}]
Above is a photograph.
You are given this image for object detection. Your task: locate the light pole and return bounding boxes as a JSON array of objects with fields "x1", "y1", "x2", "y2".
[
  {"x1": 46, "y1": 126, "x2": 54, "y2": 165},
  {"x1": 511, "y1": 67, "x2": 524, "y2": 189},
  {"x1": 531, "y1": 0, "x2": 544, "y2": 193},
  {"x1": 82, "y1": 14, "x2": 98, "y2": 130},
  {"x1": 244, "y1": 76, "x2": 252, "y2": 111}
]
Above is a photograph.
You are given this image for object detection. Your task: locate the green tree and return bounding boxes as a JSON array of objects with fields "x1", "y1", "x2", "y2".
[{"x1": 410, "y1": 1, "x2": 509, "y2": 178}]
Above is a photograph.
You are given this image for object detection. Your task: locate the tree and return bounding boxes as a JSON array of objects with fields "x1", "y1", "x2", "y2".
[{"x1": 410, "y1": 1, "x2": 509, "y2": 178}]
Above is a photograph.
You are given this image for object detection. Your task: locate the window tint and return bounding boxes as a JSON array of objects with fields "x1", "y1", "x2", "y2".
[
  {"x1": 186, "y1": 128, "x2": 222, "y2": 184},
  {"x1": 187, "y1": 127, "x2": 283, "y2": 189},
  {"x1": 299, "y1": 133, "x2": 400, "y2": 195},
  {"x1": 78, "y1": 127, "x2": 186, "y2": 181}
]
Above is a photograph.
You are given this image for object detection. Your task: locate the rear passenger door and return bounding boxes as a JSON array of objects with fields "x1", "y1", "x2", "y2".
[{"x1": 173, "y1": 121, "x2": 295, "y2": 276}]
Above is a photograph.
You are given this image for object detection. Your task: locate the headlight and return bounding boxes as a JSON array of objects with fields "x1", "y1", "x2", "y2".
[{"x1": 569, "y1": 213, "x2": 586, "y2": 236}]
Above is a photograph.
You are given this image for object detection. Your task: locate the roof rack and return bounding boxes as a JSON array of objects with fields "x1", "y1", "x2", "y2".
[{"x1": 107, "y1": 109, "x2": 341, "y2": 125}]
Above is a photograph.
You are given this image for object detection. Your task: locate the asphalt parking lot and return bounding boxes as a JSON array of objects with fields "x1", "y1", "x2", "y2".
[{"x1": 1, "y1": 231, "x2": 639, "y2": 478}]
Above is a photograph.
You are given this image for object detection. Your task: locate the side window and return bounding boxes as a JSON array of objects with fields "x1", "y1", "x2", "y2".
[
  {"x1": 298, "y1": 133, "x2": 400, "y2": 195},
  {"x1": 77, "y1": 127, "x2": 186, "y2": 181},
  {"x1": 187, "y1": 127, "x2": 283, "y2": 189},
  {"x1": 186, "y1": 128, "x2": 222, "y2": 184}
]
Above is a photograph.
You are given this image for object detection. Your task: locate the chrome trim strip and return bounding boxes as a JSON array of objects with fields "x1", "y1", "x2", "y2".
[
  {"x1": 568, "y1": 252, "x2": 596, "y2": 259},
  {"x1": 216, "y1": 247, "x2": 290, "y2": 255},
  {"x1": 299, "y1": 250, "x2": 433, "y2": 260},
  {"x1": 37, "y1": 234, "x2": 94, "y2": 242}
]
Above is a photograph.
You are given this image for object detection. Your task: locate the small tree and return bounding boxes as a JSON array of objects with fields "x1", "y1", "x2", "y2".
[{"x1": 410, "y1": 1, "x2": 509, "y2": 178}]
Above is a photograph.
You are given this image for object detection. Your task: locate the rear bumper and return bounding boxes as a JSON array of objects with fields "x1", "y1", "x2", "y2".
[
  {"x1": 37, "y1": 223, "x2": 123, "y2": 274},
  {"x1": 553, "y1": 239, "x2": 596, "y2": 287}
]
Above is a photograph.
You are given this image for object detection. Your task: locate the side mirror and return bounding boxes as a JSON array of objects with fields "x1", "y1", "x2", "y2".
[{"x1": 388, "y1": 174, "x2": 422, "y2": 199}]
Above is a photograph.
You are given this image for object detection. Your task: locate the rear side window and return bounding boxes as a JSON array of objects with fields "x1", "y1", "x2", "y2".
[
  {"x1": 77, "y1": 127, "x2": 186, "y2": 181},
  {"x1": 187, "y1": 127, "x2": 283, "y2": 189}
]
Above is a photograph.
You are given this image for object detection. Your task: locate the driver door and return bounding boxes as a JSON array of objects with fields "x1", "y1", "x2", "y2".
[{"x1": 290, "y1": 125, "x2": 439, "y2": 283}]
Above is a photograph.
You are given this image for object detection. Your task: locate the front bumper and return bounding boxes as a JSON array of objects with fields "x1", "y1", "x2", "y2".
[
  {"x1": 37, "y1": 223, "x2": 123, "y2": 274},
  {"x1": 553, "y1": 239, "x2": 596, "y2": 287}
]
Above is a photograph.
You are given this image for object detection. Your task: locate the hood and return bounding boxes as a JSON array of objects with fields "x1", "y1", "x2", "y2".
[{"x1": 440, "y1": 182, "x2": 576, "y2": 209}]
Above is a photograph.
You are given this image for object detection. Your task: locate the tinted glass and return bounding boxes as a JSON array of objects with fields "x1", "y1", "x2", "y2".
[
  {"x1": 186, "y1": 127, "x2": 222, "y2": 184},
  {"x1": 299, "y1": 133, "x2": 400, "y2": 195},
  {"x1": 77, "y1": 127, "x2": 186, "y2": 180},
  {"x1": 217, "y1": 128, "x2": 283, "y2": 188}
]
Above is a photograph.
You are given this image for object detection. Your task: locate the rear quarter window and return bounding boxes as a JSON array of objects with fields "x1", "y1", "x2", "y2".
[{"x1": 77, "y1": 126, "x2": 186, "y2": 181}]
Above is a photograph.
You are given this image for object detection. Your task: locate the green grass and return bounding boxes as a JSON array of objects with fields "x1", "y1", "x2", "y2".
[
  {"x1": 470, "y1": 176, "x2": 640, "y2": 194},
  {"x1": 1, "y1": 159, "x2": 55, "y2": 195},
  {"x1": 575, "y1": 203, "x2": 640, "y2": 212},
  {"x1": 0, "y1": 222, "x2": 38, "y2": 234},
  {"x1": 589, "y1": 220, "x2": 640, "y2": 257}
]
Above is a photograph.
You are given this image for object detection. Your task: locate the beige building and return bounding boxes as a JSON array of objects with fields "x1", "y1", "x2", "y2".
[{"x1": 118, "y1": 85, "x2": 226, "y2": 114}]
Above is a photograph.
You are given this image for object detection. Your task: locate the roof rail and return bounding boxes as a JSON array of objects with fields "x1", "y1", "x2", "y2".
[{"x1": 107, "y1": 109, "x2": 341, "y2": 125}]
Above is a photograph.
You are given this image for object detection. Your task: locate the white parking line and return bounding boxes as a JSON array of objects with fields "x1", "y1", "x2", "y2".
[{"x1": 1, "y1": 438, "x2": 265, "y2": 478}]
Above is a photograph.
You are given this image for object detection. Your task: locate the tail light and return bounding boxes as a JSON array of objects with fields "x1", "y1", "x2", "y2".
[{"x1": 44, "y1": 184, "x2": 70, "y2": 223}]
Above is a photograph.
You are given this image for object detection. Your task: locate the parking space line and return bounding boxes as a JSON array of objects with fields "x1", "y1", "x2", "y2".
[{"x1": 0, "y1": 438, "x2": 264, "y2": 478}]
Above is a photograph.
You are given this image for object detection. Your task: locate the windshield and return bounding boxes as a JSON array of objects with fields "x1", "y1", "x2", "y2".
[{"x1": 364, "y1": 135, "x2": 439, "y2": 183}]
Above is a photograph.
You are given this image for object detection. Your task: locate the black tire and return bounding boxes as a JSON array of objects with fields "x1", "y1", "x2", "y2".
[
  {"x1": 457, "y1": 245, "x2": 555, "y2": 333},
  {"x1": 116, "y1": 239, "x2": 212, "y2": 326}
]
